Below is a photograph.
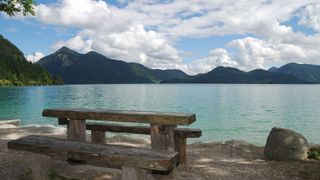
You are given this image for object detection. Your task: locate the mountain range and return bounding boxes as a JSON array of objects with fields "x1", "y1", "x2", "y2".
[
  {"x1": 161, "y1": 66, "x2": 311, "y2": 84},
  {"x1": 37, "y1": 47, "x2": 320, "y2": 84},
  {"x1": 37, "y1": 47, "x2": 188, "y2": 84},
  {"x1": 1, "y1": 34, "x2": 319, "y2": 85},
  {"x1": 0, "y1": 35, "x2": 60, "y2": 86}
]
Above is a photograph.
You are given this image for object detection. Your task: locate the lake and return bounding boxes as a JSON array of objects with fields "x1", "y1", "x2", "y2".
[{"x1": 0, "y1": 84, "x2": 319, "y2": 145}]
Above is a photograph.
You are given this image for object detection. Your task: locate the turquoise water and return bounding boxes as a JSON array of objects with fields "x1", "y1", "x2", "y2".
[{"x1": 0, "y1": 84, "x2": 319, "y2": 145}]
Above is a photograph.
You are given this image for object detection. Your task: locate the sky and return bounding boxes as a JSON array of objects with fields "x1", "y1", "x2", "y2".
[{"x1": 0, "y1": 0, "x2": 320, "y2": 75}]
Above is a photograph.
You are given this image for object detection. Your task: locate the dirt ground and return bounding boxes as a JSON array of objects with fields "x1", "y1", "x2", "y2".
[{"x1": 0, "y1": 125, "x2": 319, "y2": 180}]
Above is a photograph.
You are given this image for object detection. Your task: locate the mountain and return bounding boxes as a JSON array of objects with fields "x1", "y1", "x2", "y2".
[
  {"x1": 162, "y1": 66, "x2": 310, "y2": 84},
  {"x1": 269, "y1": 63, "x2": 320, "y2": 83},
  {"x1": 37, "y1": 47, "x2": 188, "y2": 84},
  {"x1": 0, "y1": 35, "x2": 58, "y2": 86}
]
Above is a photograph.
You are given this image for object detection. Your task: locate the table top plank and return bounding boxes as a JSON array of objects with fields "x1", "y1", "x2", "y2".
[{"x1": 43, "y1": 108, "x2": 196, "y2": 125}]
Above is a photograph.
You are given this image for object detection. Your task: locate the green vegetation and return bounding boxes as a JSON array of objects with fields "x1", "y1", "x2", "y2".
[
  {"x1": 308, "y1": 148, "x2": 320, "y2": 160},
  {"x1": 0, "y1": 35, "x2": 63, "y2": 86},
  {"x1": 270, "y1": 63, "x2": 320, "y2": 83},
  {"x1": 0, "y1": 0, "x2": 35, "y2": 16},
  {"x1": 161, "y1": 66, "x2": 310, "y2": 84}
]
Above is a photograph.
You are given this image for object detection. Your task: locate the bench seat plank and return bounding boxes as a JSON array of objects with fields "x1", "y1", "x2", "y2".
[
  {"x1": 43, "y1": 108, "x2": 196, "y2": 125},
  {"x1": 8, "y1": 135, "x2": 178, "y2": 171},
  {"x1": 86, "y1": 123, "x2": 201, "y2": 138}
]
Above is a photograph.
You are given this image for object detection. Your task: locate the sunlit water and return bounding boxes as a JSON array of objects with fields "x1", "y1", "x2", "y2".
[{"x1": 0, "y1": 84, "x2": 319, "y2": 145}]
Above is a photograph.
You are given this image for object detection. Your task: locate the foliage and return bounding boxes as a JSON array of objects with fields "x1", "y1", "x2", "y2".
[
  {"x1": 0, "y1": 35, "x2": 60, "y2": 86},
  {"x1": 0, "y1": 0, "x2": 35, "y2": 16},
  {"x1": 161, "y1": 66, "x2": 310, "y2": 84},
  {"x1": 271, "y1": 63, "x2": 320, "y2": 83},
  {"x1": 308, "y1": 149, "x2": 320, "y2": 160}
]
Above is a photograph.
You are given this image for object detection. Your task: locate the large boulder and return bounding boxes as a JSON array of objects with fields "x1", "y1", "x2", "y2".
[{"x1": 264, "y1": 127, "x2": 309, "y2": 161}]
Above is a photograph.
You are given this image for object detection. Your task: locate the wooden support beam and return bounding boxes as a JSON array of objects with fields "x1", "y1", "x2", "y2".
[
  {"x1": 67, "y1": 119, "x2": 86, "y2": 142},
  {"x1": 121, "y1": 166, "x2": 147, "y2": 180},
  {"x1": 150, "y1": 124, "x2": 177, "y2": 151},
  {"x1": 174, "y1": 135, "x2": 187, "y2": 164},
  {"x1": 31, "y1": 153, "x2": 53, "y2": 180}
]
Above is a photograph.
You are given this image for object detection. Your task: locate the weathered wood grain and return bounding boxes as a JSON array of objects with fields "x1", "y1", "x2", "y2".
[
  {"x1": 174, "y1": 135, "x2": 187, "y2": 164},
  {"x1": 86, "y1": 123, "x2": 201, "y2": 164},
  {"x1": 7, "y1": 135, "x2": 178, "y2": 171},
  {"x1": 86, "y1": 123, "x2": 202, "y2": 138},
  {"x1": 43, "y1": 108, "x2": 196, "y2": 125},
  {"x1": 67, "y1": 119, "x2": 86, "y2": 142},
  {"x1": 87, "y1": 123, "x2": 150, "y2": 134},
  {"x1": 31, "y1": 153, "x2": 53, "y2": 180},
  {"x1": 150, "y1": 124, "x2": 168, "y2": 150},
  {"x1": 121, "y1": 166, "x2": 147, "y2": 180}
]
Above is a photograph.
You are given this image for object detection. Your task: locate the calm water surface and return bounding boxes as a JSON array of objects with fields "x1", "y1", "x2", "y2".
[{"x1": 0, "y1": 84, "x2": 319, "y2": 145}]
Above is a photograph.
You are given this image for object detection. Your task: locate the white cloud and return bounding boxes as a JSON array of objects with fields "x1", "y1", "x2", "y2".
[
  {"x1": 298, "y1": 4, "x2": 320, "y2": 32},
  {"x1": 51, "y1": 24, "x2": 182, "y2": 69},
  {"x1": 25, "y1": 52, "x2": 45, "y2": 63},
  {"x1": 186, "y1": 48, "x2": 237, "y2": 74},
  {"x1": 25, "y1": 0, "x2": 320, "y2": 74}
]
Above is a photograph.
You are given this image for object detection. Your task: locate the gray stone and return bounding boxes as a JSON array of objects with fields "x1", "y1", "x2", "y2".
[{"x1": 264, "y1": 127, "x2": 309, "y2": 161}]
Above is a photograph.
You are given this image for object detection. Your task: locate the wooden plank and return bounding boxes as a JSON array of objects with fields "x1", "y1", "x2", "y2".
[
  {"x1": 43, "y1": 108, "x2": 196, "y2": 125},
  {"x1": 86, "y1": 123, "x2": 201, "y2": 138},
  {"x1": 91, "y1": 131, "x2": 106, "y2": 144},
  {"x1": 87, "y1": 123, "x2": 150, "y2": 134},
  {"x1": 121, "y1": 166, "x2": 147, "y2": 180},
  {"x1": 165, "y1": 125, "x2": 176, "y2": 152},
  {"x1": 31, "y1": 153, "x2": 53, "y2": 180},
  {"x1": 7, "y1": 135, "x2": 178, "y2": 171},
  {"x1": 0, "y1": 119, "x2": 20, "y2": 126},
  {"x1": 174, "y1": 128, "x2": 202, "y2": 138},
  {"x1": 67, "y1": 119, "x2": 86, "y2": 142}
]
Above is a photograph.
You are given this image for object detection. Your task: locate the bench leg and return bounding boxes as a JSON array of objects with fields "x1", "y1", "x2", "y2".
[
  {"x1": 121, "y1": 166, "x2": 147, "y2": 180},
  {"x1": 174, "y1": 136, "x2": 187, "y2": 164},
  {"x1": 91, "y1": 130, "x2": 106, "y2": 144},
  {"x1": 31, "y1": 153, "x2": 53, "y2": 180}
]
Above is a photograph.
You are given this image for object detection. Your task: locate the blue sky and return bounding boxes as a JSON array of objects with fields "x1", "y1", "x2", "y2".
[{"x1": 0, "y1": 0, "x2": 319, "y2": 74}]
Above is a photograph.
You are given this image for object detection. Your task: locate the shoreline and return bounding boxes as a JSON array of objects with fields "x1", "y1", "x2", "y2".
[{"x1": 1, "y1": 124, "x2": 320, "y2": 179}]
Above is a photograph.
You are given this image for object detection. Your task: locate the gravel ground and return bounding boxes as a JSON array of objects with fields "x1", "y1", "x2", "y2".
[{"x1": 0, "y1": 125, "x2": 319, "y2": 180}]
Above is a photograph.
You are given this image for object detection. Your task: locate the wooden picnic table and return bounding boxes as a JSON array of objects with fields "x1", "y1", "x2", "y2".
[{"x1": 42, "y1": 108, "x2": 196, "y2": 151}]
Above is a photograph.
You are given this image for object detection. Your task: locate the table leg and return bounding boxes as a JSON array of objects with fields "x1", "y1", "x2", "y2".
[
  {"x1": 67, "y1": 119, "x2": 86, "y2": 142},
  {"x1": 150, "y1": 124, "x2": 177, "y2": 151}
]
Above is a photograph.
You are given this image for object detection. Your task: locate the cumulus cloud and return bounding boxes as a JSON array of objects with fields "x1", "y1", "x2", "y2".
[
  {"x1": 24, "y1": 0, "x2": 320, "y2": 74},
  {"x1": 298, "y1": 3, "x2": 320, "y2": 32},
  {"x1": 25, "y1": 52, "x2": 45, "y2": 63},
  {"x1": 186, "y1": 48, "x2": 238, "y2": 74}
]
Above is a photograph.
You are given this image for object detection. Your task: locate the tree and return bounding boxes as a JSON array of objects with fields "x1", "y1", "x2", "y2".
[{"x1": 0, "y1": 0, "x2": 35, "y2": 16}]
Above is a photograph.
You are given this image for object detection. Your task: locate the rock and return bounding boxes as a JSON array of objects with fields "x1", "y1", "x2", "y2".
[{"x1": 264, "y1": 127, "x2": 309, "y2": 161}]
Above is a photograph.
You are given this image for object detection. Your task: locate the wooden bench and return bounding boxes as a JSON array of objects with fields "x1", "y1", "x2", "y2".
[
  {"x1": 8, "y1": 135, "x2": 178, "y2": 180},
  {"x1": 20, "y1": 108, "x2": 200, "y2": 179},
  {"x1": 86, "y1": 123, "x2": 201, "y2": 164}
]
